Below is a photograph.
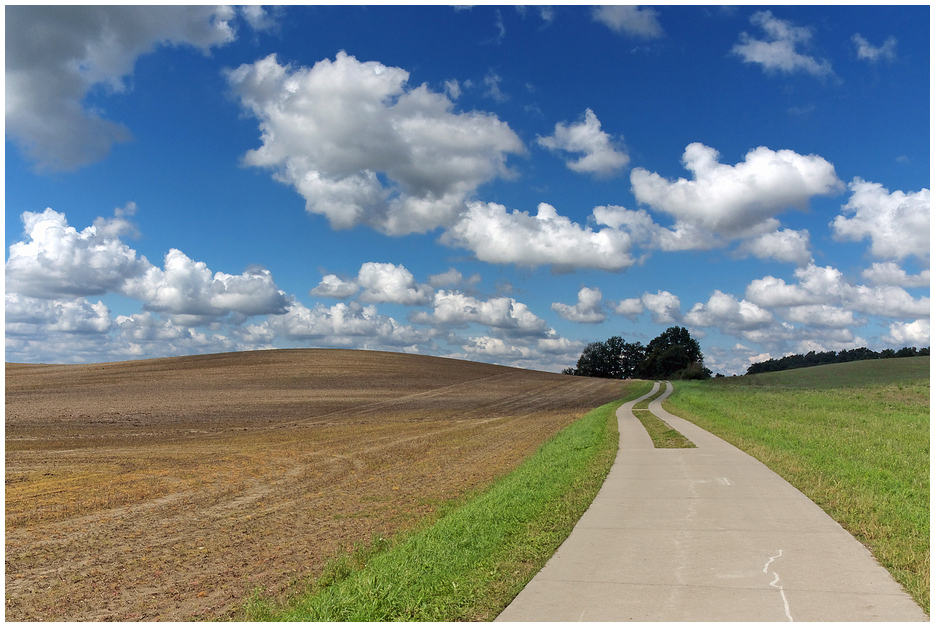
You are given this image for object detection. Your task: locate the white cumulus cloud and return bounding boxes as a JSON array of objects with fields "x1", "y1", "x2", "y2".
[
  {"x1": 226, "y1": 52, "x2": 525, "y2": 235},
  {"x1": 442, "y1": 201, "x2": 639, "y2": 271},
  {"x1": 684, "y1": 290, "x2": 773, "y2": 332},
  {"x1": 6, "y1": 205, "x2": 150, "y2": 299},
  {"x1": 122, "y1": 249, "x2": 289, "y2": 323},
  {"x1": 614, "y1": 290, "x2": 682, "y2": 324},
  {"x1": 551, "y1": 287, "x2": 606, "y2": 323},
  {"x1": 736, "y1": 228, "x2": 813, "y2": 266},
  {"x1": 831, "y1": 178, "x2": 929, "y2": 262},
  {"x1": 861, "y1": 262, "x2": 930, "y2": 288},
  {"x1": 732, "y1": 10, "x2": 833, "y2": 79},
  {"x1": 413, "y1": 290, "x2": 548, "y2": 337},
  {"x1": 537, "y1": 109, "x2": 629, "y2": 177},
  {"x1": 309, "y1": 274, "x2": 360, "y2": 299},
  {"x1": 6, "y1": 293, "x2": 112, "y2": 336},
  {"x1": 882, "y1": 319, "x2": 930, "y2": 347},
  {"x1": 264, "y1": 300, "x2": 435, "y2": 348},
  {"x1": 631, "y1": 142, "x2": 843, "y2": 237},
  {"x1": 746, "y1": 263, "x2": 929, "y2": 320},
  {"x1": 357, "y1": 262, "x2": 433, "y2": 305}
]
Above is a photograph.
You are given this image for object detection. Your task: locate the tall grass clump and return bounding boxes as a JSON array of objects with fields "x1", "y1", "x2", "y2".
[
  {"x1": 242, "y1": 381, "x2": 653, "y2": 621},
  {"x1": 665, "y1": 360, "x2": 929, "y2": 613}
]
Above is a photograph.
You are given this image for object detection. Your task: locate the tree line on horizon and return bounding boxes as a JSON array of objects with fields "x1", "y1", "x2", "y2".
[
  {"x1": 563, "y1": 326, "x2": 712, "y2": 380},
  {"x1": 744, "y1": 345, "x2": 930, "y2": 375}
]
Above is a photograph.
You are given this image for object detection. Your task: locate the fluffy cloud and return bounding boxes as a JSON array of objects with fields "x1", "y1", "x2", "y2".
[
  {"x1": 6, "y1": 5, "x2": 241, "y2": 170},
  {"x1": 6, "y1": 205, "x2": 149, "y2": 299},
  {"x1": 631, "y1": 143, "x2": 843, "y2": 237},
  {"x1": 781, "y1": 305, "x2": 860, "y2": 328},
  {"x1": 460, "y1": 336, "x2": 535, "y2": 360},
  {"x1": 357, "y1": 263, "x2": 433, "y2": 305},
  {"x1": 613, "y1": 290, "x2": 682, "y2": 324},
  {"x1": 882, "y1": 319, "x2": 930, "y2": 347},
  {"x1": 309, "y1": 263, "x2": 432, "y2": 304},
  {"x1": 226, "y1": 52, "x2": 525, "y2": 235},
  {"x1": 537, "y1": 109, "x2": 629, "y2": 177},
  {"x1": 551, "y1": 287, "x2": 606, "y2": 323},
  {"x1": 428, "y1": 268, "x2": 481, "y2": 289},
  {"x1": 7, "y1": 205, "x2": 290, "y2": 328},
  {"x1": 592, "y1": 6, "x2": 664, "y2": 39},
  {"x1": 831, "y1": 178, "x2": 929, "y2": 262},
  {"x1": 612, "y1": 297, "x2": 645, "y2": 321},
  {"x1": 456, "y1": 331, "x2": 581, "y2": 371},
  {"x1": 5, "y1": 294, "x2": 266, "y2": 364},
  {"x1": 123, "y1": 249, "x2": 288, "y2": 323},
  {"x1": 852, "y1": 34, "x2": 897, "y2": 63},
  {"x1": 736, "y1": 228, "x2": 812, "y2": 266},
  {"x1": 861, "y1": 262, "x2": 930, "y2": 288},
  {"x1": 309, "y1": 274, "x2": 360, "y2": 299},
  {"x1": 746, "y1": 263, "x2": 929, "y2": 320},
  {"x1": 684, "y1": 291, "x2": 773, "y2": 332},
  {"x1": 442, "y1": 201, "x2": 639, "y2": 270},
  {"x1": 732, "y1": 10, "x2": 833, "y2": 78},
  {"x1": 264, "y1": 300, "x2": 435, "y2": 349},
  {"x1": 413, "y1": 290, "x2": 548, "y2": 337},
  {"x1": 6, "y1": 293, "x2": 112, "y2": 336}
]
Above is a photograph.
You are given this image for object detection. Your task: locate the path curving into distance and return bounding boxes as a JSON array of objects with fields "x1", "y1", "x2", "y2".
[{"x1": 497, "y1": 381, "x2": 927, "y2": 621}]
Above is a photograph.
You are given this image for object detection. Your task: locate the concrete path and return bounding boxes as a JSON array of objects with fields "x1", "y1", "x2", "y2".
[{"x1": 497, "y1": 382, "x2": 927, "y2": 622}]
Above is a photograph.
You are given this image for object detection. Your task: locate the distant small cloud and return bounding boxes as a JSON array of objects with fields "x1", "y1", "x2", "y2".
[
  {"x1": 537, "y1": 109, "x2": 629, "y2": 177},
  {"x1": 428, "y1": 268, "x2": 481, "y2": 289},
  {"x1": 592, "y1": 6, "x2": 664, "y2": 39},
  {"x1": 484, "y1": 70, "x2": 508, "y2": 101},
  {"x1": 732, "y1": 10, "x2": 834, "y2": 79},
  {"x1": 551, "y1": 287, "x2": 606, "y2": 324},
  {"x1": 852, "y1": 33, "x2": 897, "y2": 63},
  {"x1": 310, "y1": 274, "x2": 359, "y2": 299},
  {"x1": 788, "y1": 104, "x2": 816, "y2": 116},
  {"x1": 444, "y1": 79, "x2": 462, "y2": 100},
  {"x1": 896, "y1": 155, "x2": 910, "y2": 164}
]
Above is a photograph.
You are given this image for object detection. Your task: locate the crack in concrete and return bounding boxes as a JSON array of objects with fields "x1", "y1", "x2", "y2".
[{"x1": 763, "y1": 550, "x2": 793, "y2": 622}]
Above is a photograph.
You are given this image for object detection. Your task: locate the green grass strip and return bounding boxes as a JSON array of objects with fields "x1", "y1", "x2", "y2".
[
  {"x1": 241, "y1": 381, "x2": 653, "y2": 621},
  {"x1": 632, "y1": 382, "x2": 696, "y2": 449},
  {"x1": 665, "y1": 372, "x2": 929, "y2": 614}
]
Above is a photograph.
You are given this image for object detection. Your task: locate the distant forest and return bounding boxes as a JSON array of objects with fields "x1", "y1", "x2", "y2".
[{"x1": 745, "y1": 346, "x2": 930, "y2": 375}]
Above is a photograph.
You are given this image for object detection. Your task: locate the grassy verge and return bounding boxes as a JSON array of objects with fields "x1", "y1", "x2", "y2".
[
  {"x1": 632, "y1": 382, "x2": 696, "y2": 449},
  {"x1": 664, "y1": 360, "x2": 929, "y2": 614},
  {"x1": 240, "y1": 380, "x2": 653, "y2": 621}
]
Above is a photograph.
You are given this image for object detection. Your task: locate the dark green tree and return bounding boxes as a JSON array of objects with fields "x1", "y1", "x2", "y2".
[
  {"x1": 636, "y1": 326, "x2": 708, "y2": 379},
  {"x1": 568, "y1": 336, "x2": 646, "y2": 379}
]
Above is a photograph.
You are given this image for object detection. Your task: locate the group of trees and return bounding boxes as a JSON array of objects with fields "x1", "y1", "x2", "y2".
[
  {"x1": 563, "y1": 326, "x2": 712, "y2": 380},
  {"x1": 746, "y1": 346, "x2": 930, "y2": 375}
]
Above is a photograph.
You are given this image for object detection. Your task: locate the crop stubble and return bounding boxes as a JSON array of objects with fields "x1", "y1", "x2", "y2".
[{"x1": 5, "y1": 349, "x2": 625, "y2": 621}]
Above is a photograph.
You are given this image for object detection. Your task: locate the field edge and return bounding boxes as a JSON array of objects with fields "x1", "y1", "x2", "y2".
[{"x1": 234, "y1": 380, "x2": 652, "y2": 621}]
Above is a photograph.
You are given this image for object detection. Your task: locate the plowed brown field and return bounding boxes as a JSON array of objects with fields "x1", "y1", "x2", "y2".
[{"x1": 5, "y1": 349, "x2": 627, "y2": 621}]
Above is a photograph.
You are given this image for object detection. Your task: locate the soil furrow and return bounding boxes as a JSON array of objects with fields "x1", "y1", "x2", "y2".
[{"x1": 6, "y1": 349, "x2": 625, "y2": 621}]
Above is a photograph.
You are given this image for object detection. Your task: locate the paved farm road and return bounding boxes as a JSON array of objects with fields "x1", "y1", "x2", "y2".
[{"x1": 497, "y1": 382, "x2": 928, "y2": 621}]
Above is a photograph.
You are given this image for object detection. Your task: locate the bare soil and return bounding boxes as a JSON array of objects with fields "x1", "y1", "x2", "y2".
[{"x1": 5, "y1": 349, "x2": 626, "y2": 621}]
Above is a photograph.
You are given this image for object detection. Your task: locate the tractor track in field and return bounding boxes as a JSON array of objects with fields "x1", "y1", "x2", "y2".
[{"x1": 6, "y1": 349, "x2": 627, "y2": 621}]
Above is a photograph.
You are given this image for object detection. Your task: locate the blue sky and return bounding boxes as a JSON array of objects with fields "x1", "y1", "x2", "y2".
[{"x1": 5, "y1": 5, "x2": 930, "y2": 374}]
